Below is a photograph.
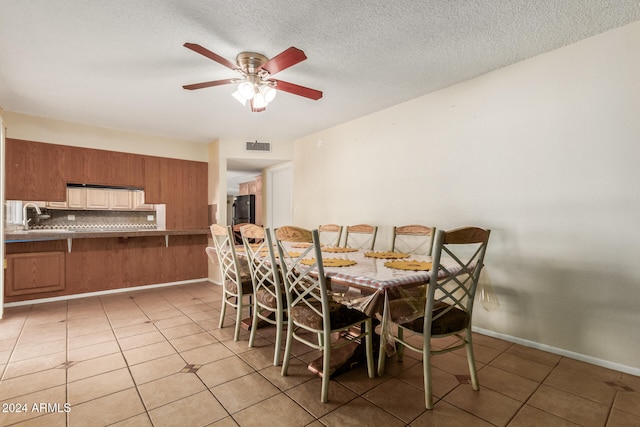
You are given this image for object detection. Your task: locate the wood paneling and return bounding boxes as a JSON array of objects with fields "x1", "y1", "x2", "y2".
[
  {"x1": 4, "y1": 235, "x2": 207, "y2": 303},
  {"x1": 5, "y1": 251, "x2": 66, "y2": 296},
  {"x1": 4, "y1": 138, "x2": 209, "y2": 303}
]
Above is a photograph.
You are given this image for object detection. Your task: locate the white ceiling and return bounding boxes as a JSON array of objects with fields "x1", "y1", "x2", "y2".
[{"x1": 1, "y1": 1, "x2": 639, "y2": 146}]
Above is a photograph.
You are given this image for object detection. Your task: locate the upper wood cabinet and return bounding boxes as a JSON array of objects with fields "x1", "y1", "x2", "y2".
[{"x1": 5, "y1": 139, "x2": 207, "y2": 229}]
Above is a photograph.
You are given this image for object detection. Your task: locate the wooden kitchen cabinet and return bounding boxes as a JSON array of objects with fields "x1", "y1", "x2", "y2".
[
  {"x1": 67, "y1": 187, "x2": 86, "y2": 208},
  {"x1": 85, "y1": 188, "x2": 110, "y2": 209},
  {"x1": 132, "y1": 190, "x2": 154, "y2": 210},
  {"x1": 5, "y1": 251, "x2": 66, "y2": 296},
  {"x1": 108, "y1": 189, "x2": 133, "y2": 210}
]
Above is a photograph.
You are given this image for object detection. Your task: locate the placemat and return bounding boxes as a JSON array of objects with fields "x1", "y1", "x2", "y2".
[
  {"x1": 300, "y1": 258, "x2": 357, "y2": 267},
  {"x1": 364, "y1": 251, "x2": 410, "y2": 259},
  {"x1": 384, "y1": 260, "x2": 433, "y2": 271},
  {"x1": 322, "y1": 247, "x2": 358, "y2": 253}
]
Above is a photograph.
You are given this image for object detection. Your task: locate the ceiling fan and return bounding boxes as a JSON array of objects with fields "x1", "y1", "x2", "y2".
[{"x1": 182, "y1": 43, "x2": 323, "y2": 112}]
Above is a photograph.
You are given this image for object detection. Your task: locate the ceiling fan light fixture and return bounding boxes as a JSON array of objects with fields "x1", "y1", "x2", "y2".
[
  {"x1": 252, "y1": 92, "x2": 268, "y2": 109},
  {"x1": 261, "y1": 85, "x2": 277, "y2": 103},
  {"x1": 232, "y1": 90, "x2": 247, "y2": 106},
  {"x1": 237, "y1": 81, "x2": 255, "y2": 100}
]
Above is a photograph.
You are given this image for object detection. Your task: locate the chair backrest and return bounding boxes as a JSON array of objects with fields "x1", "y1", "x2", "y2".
[
  {"x1": 240, "y1": 224, "x2": 282, "y2": 301},
  {"x1": 210, "y1": 224, "x2": 248, "y2": 291},
  {"x1": 426, "y1": 227, "x2": 490, "y2": 336},
  {"x1": 344, "y1": 224, "x2": 378, "y2": 250},
  {"x1": 318, "y1": 224, "x2": 343, "y2": 247},
  {"x1": 392, "y1": 225, "x2": 435, "y2": 255},
  {"x1": 275, "y1": 226, "x2": 331, "y2": 333}
]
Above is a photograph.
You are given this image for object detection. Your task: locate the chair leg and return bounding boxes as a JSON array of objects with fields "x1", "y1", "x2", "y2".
[
  {"x1": 218, "y1": 293, "x2": 228, "y2": 329},
  {"x1": 321, "y1": 333, "x2": 331, "y2": 403},
  {"x1": 424, "y1": 339, "x2": 434, "y2": 410},
  {"x1": 397, "y1": 327, "x2": 405, "y2": 362},
  {"x1": 248, "y1": 299, "x2": 260, "y2": 348},
  {"x1": 273, "y1": 310, "x2": 283, "y2": 366},
  {"x1": 281, "y1": 319, "x2": 294, "y2": 376},
  {"x1": 233, "y1": 295, "x2": 243, "y2": 342},
  {"x1": 365, "y1": 319, "x2": 375, "y2": 379},
  {"x1": 465, "y1": 329, "x2": 480, "y2": 391}
]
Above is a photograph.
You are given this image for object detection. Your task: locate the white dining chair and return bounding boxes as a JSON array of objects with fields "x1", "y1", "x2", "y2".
[{"x1": 380, "y1": 226, "x2": 490, "y2": 409}]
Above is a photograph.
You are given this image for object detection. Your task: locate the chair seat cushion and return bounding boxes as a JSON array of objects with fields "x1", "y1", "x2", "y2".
[
  {"x1": 291, "y1": 300, "x2": 369, "y2": 330},
  {"x1": 256, "y1": 287, "x2": 285, "y2": 309},
  {"x1": 401, "y1": 302, "x2": 469, "y2": 335},
  {"x1": 226, "y1": 277, "x2": 253, "y2": 295}
]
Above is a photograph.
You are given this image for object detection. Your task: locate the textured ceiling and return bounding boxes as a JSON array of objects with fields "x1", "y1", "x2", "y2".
[{"x1": 1, "y1": 0, "x2": 639, "y2": 145}]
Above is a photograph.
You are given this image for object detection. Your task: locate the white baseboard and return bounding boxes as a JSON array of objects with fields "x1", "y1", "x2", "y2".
[
  {"x1": 3, "y1": 278, "x2": 208, "y2": 307},
  {"x1": 473, "y1": 326, "x2": 640, "y2": 377}
]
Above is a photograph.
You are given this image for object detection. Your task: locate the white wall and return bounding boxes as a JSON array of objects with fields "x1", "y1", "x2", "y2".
[
  {"x1": 293, "y1": 21, "x2": 640, "y2": 372},
  {"x1": 3, "y1": 112, "x2": 209, "y2": 161}
]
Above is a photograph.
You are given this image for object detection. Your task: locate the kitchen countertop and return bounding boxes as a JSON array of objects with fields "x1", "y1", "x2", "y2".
[{"x1": 4, "y1": 228, "x2": 210, "y2": 243}]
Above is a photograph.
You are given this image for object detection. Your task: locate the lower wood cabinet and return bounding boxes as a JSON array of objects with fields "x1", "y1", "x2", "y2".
[{"x1": 5, "y1": 251, "x2": 66, "y2": 296}]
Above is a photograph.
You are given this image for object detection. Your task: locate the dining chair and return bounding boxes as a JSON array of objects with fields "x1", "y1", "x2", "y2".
[
  {"x1": 240, "y1": 224, "x2": 286, "y2": 366},
  {"x1": 318, "y1": 224, "x2": 343, "y2": 247},
  {"x1": 343, "y1": 224, "x2": 378, "y2": 250},
  {"x1": 275, "y1": 226, "x2": 375, "y2": 403},
  {"x1": 209, "y1": 224, "x2": 253, "y2": 341},
  {"x1": 392, "y1": 224, "x2": 436, "y2": 255},
  {"x1": 380, "y1": 226, "x2": 490, "y2": 409}
]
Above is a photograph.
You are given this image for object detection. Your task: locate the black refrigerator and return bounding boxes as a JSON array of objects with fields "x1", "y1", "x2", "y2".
[{"x1": 232, "y1": 194, "x2": 255, "y2": 225}]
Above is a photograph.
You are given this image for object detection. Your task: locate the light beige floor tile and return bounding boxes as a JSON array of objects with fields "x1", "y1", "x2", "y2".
[
  {"x1": 320, "y1": 396, "x2": 405, "y2": 426},
  {"x1": 68, "y1": 329, "x2": 115, "y2": 349},
  {"x1": 556, "y1": 357, "x2": 623, "y2": 382},
  {"x1": 67, "y1": 352, "x2": 127, "y2": 382},
  {"x1": 478, "y1": 365, "x2": 539, "y2": 402},
  {"x1": 148, "y1": 390, "x2": 228, "y2": 427},
  {"x1": 118, "y1": 330, "x2": 167, "y2": 350},
  {"x1": 527, "y1": 384, "x2": 609, "y2": 427},
  {"x1": 153, "y1": 315, "x2": 195, "y2": 330},
  {"x1": 364, "y1": 377, "x2": 427, "y2": 423},
  {"x1": 606, "y1": 408, "x2": 640, "y2": 427},
  {"x1": 180, "y1": 342, "x2": 232, "y2": 365},
  {"x1": 113, "y1": 321, "x2": 157, "y2": 339},
  {"x1": 161, "y1": 323, "x2": 205, "y2": 340},
  {"x1": 68, "y1": 339, "x2": 121, "y2": 362},
  {"x1": 3, "y1": 351, "x2": 67, "y2": 379},
  {"x1": 507, "y1": 404, "x2": 582, "y2": 427},
  {"x1": 0, "y1": 385, "x2": 66, "y2": 426},
  {"x1": 196, "y1": 357, "x2": 254, "y2": 388},
  {"x1": 489, "y1": 352, "x2": 553, "y2": 383},
  {"x1": 233, "y1": 393, "x2": 314, "y2": 427},
  {"x1": 259, "y1": 358, "x2": 313, "y2": 392},
  {"x1": 211, "y1": 372, "x2": 280, "y2": 413},
  {"x1": 411, "y1": 401, "x2": 493, "y2": 427},
  {"x1": 285, "y1": 377, "x2": 357, "y2": 418},
  {"x1": 0, "y1": 368, "x2": 66, "y2": 401},
  {"x1": 443, "y1": 383, "x2": 522, "y2": 426},
  {"x1": 123, "y1": 341, "x2": 177, "y2": 366},
  {"x1": 4, "y1": 411, "x2": 68, "y2": 427},
  {"x1": 68, "y1": 367, "x2": 135, "y2": 405},
  {"x1": 612, "y1": 390, "x2": 640, "y2": 417},
  {"x1": 544, "y1": 367, "x2": 617, "y2": 405},
  {"x1": 137, "y1": 372, "x2": 206, "y2": 410},
  {"x1": 505, "y1": 343, "x2": 563, "y2": 367},
  {"x1": 10, "y1": 339, "x2": 66, "y2": 362},
  {"x1": 68, "y1": 388, "x2": 146, "y2": 427},
  {"x1": 129, "y1": 353, "x2": 189, "y2": 385},
  {"x1": 169, "y1": 332, "x2": 217, "y2": 352},
  {"x1": 106, "y1": 412, "x2": 153, "y2": 427}
]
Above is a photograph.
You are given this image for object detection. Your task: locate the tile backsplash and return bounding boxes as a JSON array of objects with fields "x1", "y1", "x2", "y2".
[{"x1": 19, "y1": 208, "x2": 158, "y2": 231}]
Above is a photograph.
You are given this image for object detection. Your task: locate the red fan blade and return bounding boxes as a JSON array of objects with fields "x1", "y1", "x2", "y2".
[
  {"x1": 250, "y1": 99, "x2": 266, "y2": 113},
  {"x1": 183, "y1": 43, "x2": 238, "y2": 70},
  {"x1": 261, "y1": 47, "x2": 307, "y2": 75},
  {"x1": 271, "y1": 79, "x2": 323, "y2": 100},
  {"x1": 182, "y1": 78, "x2": 236, "y2": 90}
]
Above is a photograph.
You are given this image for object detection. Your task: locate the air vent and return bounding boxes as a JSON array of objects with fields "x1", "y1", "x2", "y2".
[{"x1": 246, "y1": 140, "x2": 271, "y2": 152}]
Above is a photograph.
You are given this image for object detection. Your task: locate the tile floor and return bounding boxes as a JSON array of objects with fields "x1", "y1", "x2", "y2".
[{"x1": 0, "y1": 281, "x2": 638, "y2": 426}]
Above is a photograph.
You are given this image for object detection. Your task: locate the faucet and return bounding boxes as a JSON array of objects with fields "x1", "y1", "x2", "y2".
[{"x1": 22, "y1": 202, "x2": 42, "y2": 230}]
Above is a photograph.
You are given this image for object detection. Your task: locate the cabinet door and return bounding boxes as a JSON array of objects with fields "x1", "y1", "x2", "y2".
[
  {"x1": 5, "y1": 252, "x2": 66, "y2": 296},
  {"x1": 67, "y1": 187, "x2": 87, "y2": 208},
  {"x1": 85, "y1": 188, "x2": 110, "y2": 209},
  {"x1": 132, "y1": 191, "x2": 154, "y2": 211},
  {"x1": 108, "y1": 189, "x2": 133, "y2": 210}
]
